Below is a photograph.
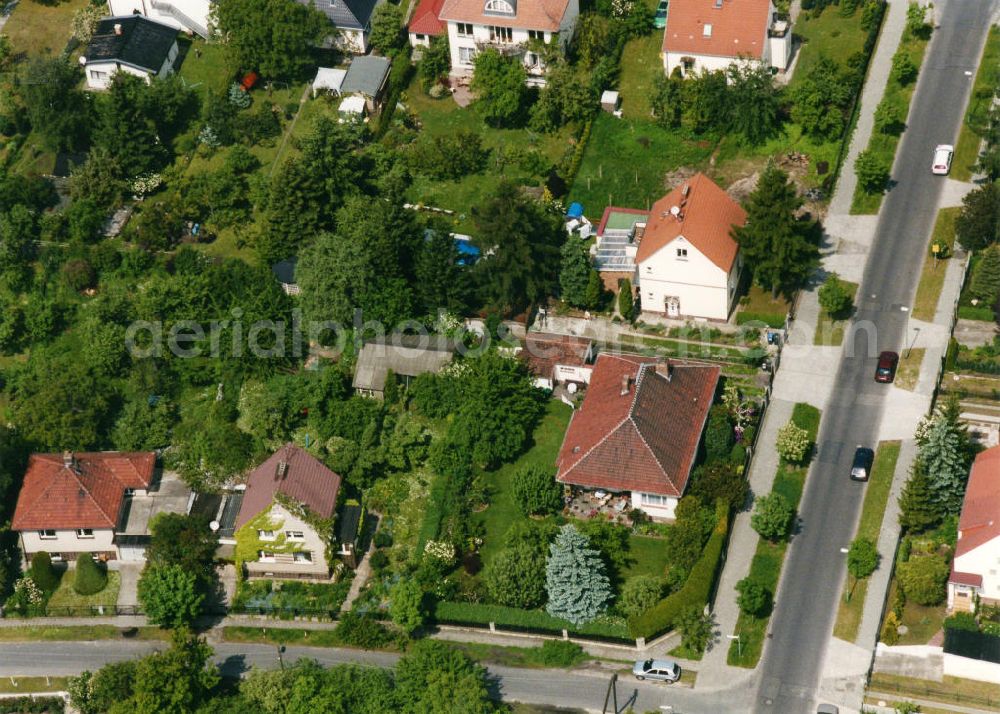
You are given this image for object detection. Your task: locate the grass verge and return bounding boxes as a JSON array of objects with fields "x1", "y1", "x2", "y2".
[
  {"x1": 851, "y1": 31, "x2": 931, "y2": 214},
  {"x1": 222, "y1": 626, "x2": 346, "y2": 648},
  {"x1": 868, "y1": 673, "x2": 1000, "y2": 709},
  {"x1": 0, "y1": 676, "x2": 70, "y2": 693},
  {"x1": 912, "y1": 208, "x2": 960, "y2": 321},
  {"x1": 833, "y1": 441, "x2": 901, "y2": 642},
  {"x1": 728, "y1": 403, "x2": 822, "y2": 667},
  {"x1": 952, "y1": 26, "x2": 1000, "y2": 181},
  {"x1": 444, "y1": 641, "x2": 592, "y2": 669},
  {"x1": 0, "y1": 625, "x2": 167, "y2": 641},
  {"x1": 814, "y1": 281, "x2": 859, "y2": 346},
  {"x1": 895, "y1": 348, "x2": 924, "y2": 391}
]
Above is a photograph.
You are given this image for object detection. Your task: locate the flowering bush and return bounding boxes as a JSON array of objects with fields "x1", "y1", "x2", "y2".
[
  {"x1": 130, "y1": 173, "x2": 162, "y2": 197},
  {"x1": 424, "y1": 539, "x2": 456, "y2": 564},
  {"x1": 8, "y1": 576, "x2": 44, "y2": 614},
  {"x1": 610, "y1": 0, "x2": 635, "y2": 17}
]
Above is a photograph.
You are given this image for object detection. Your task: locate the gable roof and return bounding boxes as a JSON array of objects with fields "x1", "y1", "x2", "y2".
[
  {"x1": 556, "y1": 354, "x2": 720, "y2": 497},
  {"x1": 635, "y1": 172, "x2": 744, "y2": 272},
  {"x1": 439, "y1": 0, "x2": 572, "y2": 31},
  {"x1": 409, "y1": 0, "x2": 447, "y2": 35},
  {"x1": 307, "y1": 0, "x2": 380, "y2": 30},
  {"x1": 955, "y1": 446, "x2": 1000, "y2": 559},
  {"x1": 662, "y1": 0, "x2": 772, "y2": 60},
  {"x1": 85, "y1": 16, "x2": 177, "y2": 72},
  {"x1": 235, "y1": 444, "x2": 342, "y2": 530},
  {"x1": 342, "y1": 56, "x2": 392, "y2": 98},
  {"x1": 353, "y1": 336, "x2": 455, "y2": 392},
  {"x1": 12, "y1": 452, "x2": 156, "y2": 531}
]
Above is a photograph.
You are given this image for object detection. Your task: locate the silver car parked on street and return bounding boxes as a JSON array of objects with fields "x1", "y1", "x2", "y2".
[{"x1": 632, "y1": 658, "x2": 681, "y2": 683}]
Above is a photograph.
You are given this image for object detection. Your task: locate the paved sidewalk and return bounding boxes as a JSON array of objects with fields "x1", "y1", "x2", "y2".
[{"x1": 829, "y1": 0, "x2": 911, "y2": 216}]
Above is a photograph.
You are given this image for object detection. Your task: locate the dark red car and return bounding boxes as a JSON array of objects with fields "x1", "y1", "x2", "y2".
[{"x1": 875, "y1": 351, "x2": 899, "y2": 383}]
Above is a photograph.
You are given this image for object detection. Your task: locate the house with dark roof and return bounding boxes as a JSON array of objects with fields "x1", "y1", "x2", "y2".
[
  {"x1": 11, "y1": 451, "x2": 192, "y2": 562},
  {"x1": 353, "y1": 335, "x2": 455, "y2": 399},
  {"x1": 556, "y1": 354, "x2": 720, "y2": 519},
  {"x1": 230, "y1": 444, "x2": 343, "y2": 580},
  {"x1": 340, "y1": 55, "x2": 392, "y2": 114},
  {"x1": 307, "y1": 0, "x2": 384, "y2": 53},
  {"x1": 82, "y1": 16, "x2": 179, "y2": 90},
  {"x1": 635, "y1": 173, "x2": 745, "y2": 321},
  {"x1": 660, "y1": 0, "x2": 791, "y2": 77},
  {"x1": 408, "y1": 0, "x2": 446, "y2": 47},
  {"x1": 439, "y1": 0, "x2": 579, "y2": 84},
  {"x1": 948, "y1": 446, "x2": 1000, "y2": 612},
  {"x1": 522, "y1": 332, "x2": 594, "y2": 390}
]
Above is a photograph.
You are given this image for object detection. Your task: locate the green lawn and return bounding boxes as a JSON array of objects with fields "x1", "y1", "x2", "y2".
[
  {"x1": 814, "y1": 280, "x2": 858, "y2": 346},
  {"x1": 0, "y1": 676, "x2": 70, "y2": 693},
  {"x1": 851, "y1": 32, "x2": 931, "y2": 213},
  {"x1": 622, "y1": 535, "x2": 671, "y2": 580},
  {"x1": 618, "y1": 32, "x2": 663, "y2": 121},
  {"x1": 736, "y1": 285, "x2": 793, "y2": 328},
  {"x1": 0, "y1": 625, "x2": 167, "y2": 641},
  {"x1": 790, "y1": 6, "x2": 871, "y2": 82},
  {"x1": 567, "y1": 114, "x2": 716, "y2": 217},
  {"x1": 894, "y1": 348, "x2": 923, "y2": 391},
  {"x1": 912, "y1": 208, "x2": 960, "y2": 321},
  {"x1": 833, "y1": 441, "x2": 900, "y2": 642},
  {"x1": 475, "y1": 400, "x2": 573, "y2": 566},
  {"x1": 729, "y1": 403, "x2": 822, "y2": 667},
  {"x1": 953, "y1": 26, "x2": 1000, "y2": 181},
  {"x1": 403, "y1": 77, "x2": 573, "y2": 232},
  {"x1": 177, "y1": 38, "x2": 233, "y2": 98},
  {"x1": 3, "y1": 0, "x2": 88, "y2": 58},
  {"x1": 46, "y1": 570, "x2": 120, "y2": 613}
]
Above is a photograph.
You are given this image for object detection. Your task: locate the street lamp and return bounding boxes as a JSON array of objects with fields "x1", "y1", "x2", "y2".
[{"x1": 905, "y1": 326, "x2": 921, "y2": 359}]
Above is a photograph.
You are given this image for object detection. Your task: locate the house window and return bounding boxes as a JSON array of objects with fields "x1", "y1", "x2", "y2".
[
  {"x1": 641, "y1": 493, "x2": 669, "y2": 506},
  {"x1": 456, "y1": 22, "x2": 474, "y2": 37},
  {"x1": 293, "y1": 551, "x2": 313, "y2": 563},
  {"x1": 681, "y1": 56, "x2": 695, "y2": 72},
  {"x1": 89, "y1": 70, "x2": 108, "y2": 81},
  {"x1": 525, "y1": 52, "x2": 539, "y2": 68},
  {"x1": 647, "y1": 292, "x2": 654, "y2": 298},
  {"x1": 415, "y1": 33, "x2": 426, "y2": 41},
  {"x1": 38, "y1": 529, "x2": 56, "y2": 540},
  {"x1": 285, "y1": 530, "x2": 304, "y2": 541},
  {"x1": 257, "y1": 550, "x2": 276, "y2": 562},
  {"x1": 257, "y1": 530, "x2": 276, "y2": 541},
  {"x1": 703, "y1": 23, "x2": 713, "y2": 37},
  {"x1": 676, "y1": 248, "x2": 688, "y2": 259},
  {"x1": 528, "y1": 29, "x2": 544, "y2": 40},
  {"x1": 484, "y1": 0, "x2": 515, "y2": 15},
  {"x1": 490, "y1": 26, "x2": 513, "y2": 43},
  {"x1": 459, "y1": 46, "x2": 476, "y2": 64},
  {"x1": 76, "y1": 529, "x2": 94, "y2": 539},
  {"x1": 124, "y1": 488, "x2": 135, "y2": 496}
]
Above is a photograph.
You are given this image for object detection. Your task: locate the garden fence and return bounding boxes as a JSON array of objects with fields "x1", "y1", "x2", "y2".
[
  {"x1": 944, "y1": 627, "x2": 1000, "y2": 664},
  {"x1": 871, "y1": 674, "x2": 1000, "y2": 708}
]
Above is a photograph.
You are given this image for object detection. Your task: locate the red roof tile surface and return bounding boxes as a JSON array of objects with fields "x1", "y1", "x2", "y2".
[
  {"x1": 410, "y1": 0, "x2": 447, "y2": 35},
  {"x1": 522, "y1": 332, "x2": 593, "y2": 380},
  {"x1": 662, "y1": 0, "x2": 772, "y2": 60},
  {"x1": 235, "y1": 444, "x2": 342, "y2": 529},
  {"x1": 955, "y1": 445, "x2": 1000, "y2": 558},
  {"x1": 556, "y1": 354, "x2": 720, "y2": 497},
  {"x1": 949, "y1": 569, "x2": 983, "y2": 587},
  {"x1": 12, "y1": 452, "x2": 155, "y2": 531},
  {"x1": 636, "y1": 172, "x2": 744, "y2": 271},
  {"x1": 439, "y1": 0, "x2": 572, "y2": 31}
]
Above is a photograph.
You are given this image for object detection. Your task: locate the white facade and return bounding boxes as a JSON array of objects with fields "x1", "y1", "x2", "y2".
[
  {"x1": 409, "y1": 31, "x2": 433, "y2": 47},
  {"x1": 948, "y1": 540, "x2": 1000, "y2": 611},
  {"x1": 337, "y1": 28, "x2": 369, "y2": 54},
  {"x1": 445, "y1": 0, "x2": 578, "y2": 80},
  {"x1": 636, "y1": 235, "x2": 740, "y2": 321},
  {"x1": 630, "y1": 491, "x2": 679, "y2": 520},
  {"x1": 20, "y1": 528, "x2": 117, "y2": 560},
  {"x1": 244, "y1": 502, "x2": 331, "y2": 580},
  {"x1": 107, "y1": 0, "x2": 210, "y2": 36},
  {"x1": 84, "y1": 40, "x2": 179, "y2": 90}
]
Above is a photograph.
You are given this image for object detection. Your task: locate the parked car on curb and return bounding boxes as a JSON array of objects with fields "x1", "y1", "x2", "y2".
[
  {"x1": 932, "y1": 144, "x2": 954, "y2": 175},
  {"x1": 850, "y1": 446, "x2": 875, "y2": 481},
  {"x1": 632, "y1": 659, "x2": 681, "y2": 683},
  {"x1": 875, "y1": 350, "x2": 899, "y2": 383}
]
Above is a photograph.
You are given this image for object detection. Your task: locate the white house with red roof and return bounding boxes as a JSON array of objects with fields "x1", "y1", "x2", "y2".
[
  {"x1": 438, "y1": 0, "x2": 579, "y2": 82},
  {"x1": 409, "y1": 0, "x2": 447, "y2": 46},
  {"x1": 660, "y1": 0, "x2": 791, "y2": 77},
  {"x1": 949, "y1": 446, "x2": 1000, "y2": 612},
  {"x1": 634, "y1": 172, "x2": 745, "y2": 320},
  {"x1": 556, "y1": 354, "x2": 720, "y2": 519},
  {"x1": 230, "y1": 444, "x2": 343, "y2": 580},
  {"x1": 12, "y1": 451, "x2": 192, "y2": 562}
]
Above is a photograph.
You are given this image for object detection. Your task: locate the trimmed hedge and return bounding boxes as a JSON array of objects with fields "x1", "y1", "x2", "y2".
[
  {"x1": 30, "y1": 552, "x2": 59, "y2": 593},
  {"x1": 735, "y1": 311, "x2": 786, "y2": 328},
  {"x1": 434, "y1": 601, "x2": 631, "y2": 641},
  {"x1": 628, "y1": 500, "x2": 729, "y2": 639},
  {"x1": 74, "y1": 553, "x2": 107, "y2": 596},
  {"x1": 0, "y1": 697, "x2": 65, "y2": 713}
]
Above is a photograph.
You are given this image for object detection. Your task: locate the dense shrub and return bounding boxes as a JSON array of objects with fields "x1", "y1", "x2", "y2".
[
  {"x1": 736, "y1": 578, "x2": 772, "y2": 617},
  {"x1": 0, "y1": 697, "x2": 65, "y2": 713},
  {"x1": 898, "y1": 555, "x2": 949, "y2": 606},
  {"x1": 620, "y1": 575, "x2": 664, "y2": 617},
  {"x1": 944, "y1": 612, "x2": 979, "y2": 632},
  {"x1": 775, "y1": 421, "x2": 810, "y2": 463},
  {"x1": 704, "y1": 405, "x2": 734, "y2": 463},
  {"x1": 511, "y1": 465, "x2": 563, "y2": 516},
  {"x1": 335, "y1": 612, "x2": 394, "y2": 648},
  {"x1": 30, "y1": 551, "x2": 59, "y2": 592},
  {"x1": 74, "y1": 553, "x2": 108, "y2": 596},
  {"x1": 750, "y1": 492, "x2": 795, "y2": 542},
  {"x1": 534, "y1": 640, "x2": 587, "y2": 666}
]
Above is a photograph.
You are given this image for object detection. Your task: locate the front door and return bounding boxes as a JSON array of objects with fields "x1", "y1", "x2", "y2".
[{"x1": 666, "y1": 297, "x2": 680, "y2": 317}]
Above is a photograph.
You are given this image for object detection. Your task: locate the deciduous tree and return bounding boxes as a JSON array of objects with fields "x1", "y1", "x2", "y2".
[
  {"x1": 485, "y1": 542, "x2": 547, "y2": 608},
  {"x1": 736, "y1": 577, "x2": 771, "y2": 616},
  {"x1": 511, "y1": 465, "x2": 563, "y2": 516},
  {"x1": 818, "y1": 272, "x2": 854, "y2": 316},
  {"x1": 790, "y1": 55, "x2": 854, "y2": 141},
  {"x1": 369, "y1": 3, "x2": 404, "y2": 53},
  {"x1": 137, "y1": 564, "x2": 204, "y2": 628},
  {"x1": 898, "y1": 555, "x2": 949, "y2": 606},
  {"x1": 395, "y1": 640, "x2": 493, "y2": 714},
  {"x1": 390, "y1": 580, "x2": 426, "y2": 634},
  {"x1": 471, "y1": 48, "x2": 528, "y2": 127},
  {"x1": 750, "y1": 492, "x2": 794, "y2": 542},
  {"x1": 855, "y1": 149, "x2": 890, "y2": 194},
  {"x1": 955, "y1": 182, "x2": 999, "y2": 251}
]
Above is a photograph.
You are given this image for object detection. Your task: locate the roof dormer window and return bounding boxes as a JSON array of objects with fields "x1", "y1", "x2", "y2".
[{"x1": 484, "y1": 0, "x2": 516, "y2": 16}]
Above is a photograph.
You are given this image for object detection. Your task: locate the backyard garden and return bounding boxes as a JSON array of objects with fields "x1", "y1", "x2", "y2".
[{"x1": 5, "y1": 553, "x2": 119, "y2": 617}]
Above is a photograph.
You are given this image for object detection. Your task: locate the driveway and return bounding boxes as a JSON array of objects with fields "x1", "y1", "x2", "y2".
[{"x1": 114, "y1": 563, "x2": 142, "y2": 610}]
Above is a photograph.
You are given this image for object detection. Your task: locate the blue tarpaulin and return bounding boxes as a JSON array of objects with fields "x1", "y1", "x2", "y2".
[{"x1": 567, "y1": 202, "x2": 584, "y2": 218}]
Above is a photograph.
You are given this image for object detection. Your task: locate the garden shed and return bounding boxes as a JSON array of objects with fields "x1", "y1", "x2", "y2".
[
  {"x1": 312, "y1": 67, "x2": 347, "y2": 98},
  {"x1": 341, "y1": 56, "x2": 392, "y2": 113}
]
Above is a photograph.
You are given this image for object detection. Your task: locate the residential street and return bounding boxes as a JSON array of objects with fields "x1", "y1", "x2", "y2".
[{"x1": 753, "y1": 0, "x2": 998, "y2": 711}]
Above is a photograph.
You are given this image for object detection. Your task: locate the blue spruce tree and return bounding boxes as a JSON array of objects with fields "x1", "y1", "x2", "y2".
[{"x1": 545, "y1": 524, "x2": 613, "y2": 625}]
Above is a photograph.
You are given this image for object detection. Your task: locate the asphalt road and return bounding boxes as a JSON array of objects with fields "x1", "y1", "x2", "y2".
[
  {"x1": 0, "y1": 641, "x2": 726, "y2": 713},
  {"x1": 753, "y1": 1, "x2": 998, "y2": 711}
]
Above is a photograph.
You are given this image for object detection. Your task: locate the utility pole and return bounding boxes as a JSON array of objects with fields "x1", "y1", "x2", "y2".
[
  {"x1": 602, "y1": 672, "x2": 618, "y2": 713},
  {"x1": 277, "y1": 645, "x2": 286, "y2": 670}
]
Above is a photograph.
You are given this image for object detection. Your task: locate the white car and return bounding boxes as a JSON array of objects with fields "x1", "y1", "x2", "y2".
[{"x1": 932, "y1": 144, "x2": 954, "y2": 175}]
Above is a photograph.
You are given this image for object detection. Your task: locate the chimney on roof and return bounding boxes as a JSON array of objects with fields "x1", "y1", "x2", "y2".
[
  {"x1": 275, "y1": 461, "x2": 289, "y2": 481},
  {"x1": 113, "y1": 22, "x2": 123, "y2": 35},
  {"x1": 656, "y1": 362, "x2": 674, "y2": 382},
  {"x1": 63, "y1": 451, "x2": 76, "y2": 470},
  {"x1": 620, "y1": 373, "x2": 631, "y2": 396}
]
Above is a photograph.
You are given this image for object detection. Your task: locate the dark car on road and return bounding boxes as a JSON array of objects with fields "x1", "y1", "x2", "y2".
[
  {"x1": 850, "y1": 446, "x2": 875, "y2": 481},
  {"x1": 875, "y1": 351, "x2": 899, "y2": 383}
]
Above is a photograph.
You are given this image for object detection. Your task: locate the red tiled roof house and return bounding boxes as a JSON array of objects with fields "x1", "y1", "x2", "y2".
[
  {"x1": 10, "y1": 451, "x2": 177, "y2": 562},
  {"x1": 556, "y1": 354, "x2": 720, "y2": 519},
  {"x1": 636, "y1": 173, "x2": 745, "y2": 321},
  {"x1": 439, "y1": 0, "x2": 579, "y2": 83},
  {"x1": 661, "y1": 0, "x2": 791, "y2": 78},
  {"x1": 231, "y1": 444, "x2": 343, "y2": 581},
  {"x1": 949, "y1": 446, "x2": 1000, "y2": 612},
  {"x1": 409, "y1": 0, "x2": 447, "y2": 47}
]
